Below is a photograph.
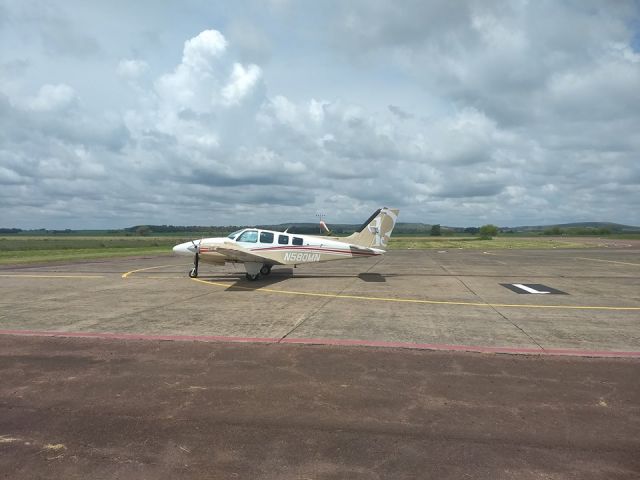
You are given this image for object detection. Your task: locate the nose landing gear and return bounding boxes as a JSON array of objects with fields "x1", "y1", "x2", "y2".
[{"x1": 189, "y1": 252, "x2": 199, "y2": 278}]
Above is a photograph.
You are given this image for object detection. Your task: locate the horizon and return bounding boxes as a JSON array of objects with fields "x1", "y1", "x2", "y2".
[{"x1": 2, "y1": 219, "x2": 638, "y2": 232}]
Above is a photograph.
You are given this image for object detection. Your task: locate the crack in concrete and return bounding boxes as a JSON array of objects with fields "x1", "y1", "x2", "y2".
[{"x1": 440, "y1": 263, "x2": 546, "y2": 352}]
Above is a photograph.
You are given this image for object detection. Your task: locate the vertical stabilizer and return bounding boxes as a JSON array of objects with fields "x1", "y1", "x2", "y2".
[{"x1": 345, "y1": 207, "x2": 399, "y2": 249}]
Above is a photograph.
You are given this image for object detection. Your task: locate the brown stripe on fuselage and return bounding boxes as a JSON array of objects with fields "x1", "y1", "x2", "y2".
[{"x1": 251, "y1": 246, "x2": 378, "y2": 256}]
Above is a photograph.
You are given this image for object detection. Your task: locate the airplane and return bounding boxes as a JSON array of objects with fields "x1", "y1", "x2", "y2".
[{"x1": 172, "y1": 207, "x2": 399, "y2": 280}]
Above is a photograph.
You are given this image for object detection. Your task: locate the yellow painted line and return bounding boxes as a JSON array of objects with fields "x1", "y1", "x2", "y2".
[
  {"x1": 575, "y1": 257, "x2": 640, "y2": 267},
  {"x1": 0, "y1": 274, "x2": 104, "y2": 279},
  {"x1": 137, "y1": 276, "x2": 185, "y2": 279},
  {"x1": 122, "y1": 264, "x2": 180, "y2": 278},
  {"x1": 190, "y1": 278, "x2": 640, "y2": 311}
]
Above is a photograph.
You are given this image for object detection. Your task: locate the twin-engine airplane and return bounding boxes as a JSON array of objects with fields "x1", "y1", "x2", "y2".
[{"x1": 173, "y1": 207, "x2": 399, "y2": 280}]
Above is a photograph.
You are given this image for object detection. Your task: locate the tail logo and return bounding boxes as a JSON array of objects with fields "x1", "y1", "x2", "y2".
[{"x1": 370, "y1": 209, "x2": 397, "y2": 247}]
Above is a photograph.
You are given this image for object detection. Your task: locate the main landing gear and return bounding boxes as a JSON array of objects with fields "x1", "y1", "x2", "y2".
[
  {"x1": 187, "y1": 258, "x2": 272, "y2": 281},
  {"x1": 260, "y1": 265, "x2": 272, "y2": 276},
  {"x1": 243, "y1": 263, "x2": 272, "y2": 281}
]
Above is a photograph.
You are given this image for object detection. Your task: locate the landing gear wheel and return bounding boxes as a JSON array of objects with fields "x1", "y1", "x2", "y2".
[
  {"x1": 189, "y1": 268, "x2": 198, "y2": 278},
  {"x1": 245, "y1": 273, "x2": 260, "y2": 281},
  {"x1": 260, "y1": 265, "x2": 272, "y2": 276}
]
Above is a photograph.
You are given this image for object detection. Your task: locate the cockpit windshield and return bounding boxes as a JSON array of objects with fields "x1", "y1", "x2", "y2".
[
  {"x1": 227, "y1": 229, "x2": 244, "y2": 240},
  {"x1": 236, "y1": 230, "x2": 258, "y2": 243}
]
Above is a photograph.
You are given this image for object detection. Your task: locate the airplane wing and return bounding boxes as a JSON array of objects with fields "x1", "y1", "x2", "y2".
[{"x1": 206, "y1": 242, "x2": 280, "y2": 264}]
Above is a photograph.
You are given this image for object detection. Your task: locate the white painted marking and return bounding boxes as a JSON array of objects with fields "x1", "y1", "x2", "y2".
[{"x1": 512, "y1": 284, "x2": 550, "y2": 294}]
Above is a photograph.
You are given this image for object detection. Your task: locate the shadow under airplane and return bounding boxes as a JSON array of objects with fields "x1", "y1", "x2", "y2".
[{"x1": 193, "y1": 268, "x2": 389, "y2": 291}]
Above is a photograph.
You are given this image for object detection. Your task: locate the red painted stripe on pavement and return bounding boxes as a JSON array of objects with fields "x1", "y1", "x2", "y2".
[
  {"x1": 0, "y1": 329, "x2": 639, "y2": 358},
  {"x1": 279, "y1": 337, "x2": 640, "y2": 358}
]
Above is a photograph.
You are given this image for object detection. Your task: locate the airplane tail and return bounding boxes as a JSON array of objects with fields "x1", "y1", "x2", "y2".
[{"x1": 345, "y1": 207, "x2": 399, "y2": 249}]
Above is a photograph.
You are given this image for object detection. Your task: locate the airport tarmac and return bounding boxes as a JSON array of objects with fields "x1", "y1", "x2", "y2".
[
  {"x1": 1, "y1": 248, "x2": 639, "y2": 355},
  {"x1": 1, "y1": 248, "x2": 639, "y2": 478}
]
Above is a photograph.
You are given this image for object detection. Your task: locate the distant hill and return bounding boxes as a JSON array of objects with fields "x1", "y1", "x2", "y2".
[
  {"x1": 2, "y1": 221, "x2": 638, "y2": 236},
  {"x1": 509, "y1": 222, "x2": 640, "y2": 233}
]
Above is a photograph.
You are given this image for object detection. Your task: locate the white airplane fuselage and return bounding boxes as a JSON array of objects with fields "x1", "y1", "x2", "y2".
[{"x1": 173, "y1": 228, "x2": 385, "y2": 267}]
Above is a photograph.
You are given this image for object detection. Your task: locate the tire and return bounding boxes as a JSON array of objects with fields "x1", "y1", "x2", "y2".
[
  {"x1": 245, "y1": 273, "x2": 260, "y2": 281},
  {"x1": 189, "y1": 268, "x2": 197, "y2": 278},
  {"x1": 260, "y1": 265, "x2": 271, "y2": 275}
]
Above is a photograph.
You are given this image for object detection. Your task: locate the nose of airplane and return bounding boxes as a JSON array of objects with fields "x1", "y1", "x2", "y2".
[{"x1": 172, "y1": 242, "x2": 196, "y2": 256}]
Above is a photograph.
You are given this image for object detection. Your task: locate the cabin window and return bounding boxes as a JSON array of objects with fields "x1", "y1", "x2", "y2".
[
  {"x1": 260, "y1": 232, "x2": 274, "y2": 243},
  {"x1": 278, "y1": 234, "x2": 289, "y2": 245},
  {"x1": 292, "y1": 237, "x2": 303, "y2": 246},
  {"x1": 227, "y1": 229, "x2": 243, "y2": 240},
  {"x1": 237, "y1": 230, "x2": 258, "y2": 243}
]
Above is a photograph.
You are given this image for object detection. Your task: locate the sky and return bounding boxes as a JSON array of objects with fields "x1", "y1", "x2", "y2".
[{"x1": 1, "y1": 0, "x2": 639, "y2": 229}]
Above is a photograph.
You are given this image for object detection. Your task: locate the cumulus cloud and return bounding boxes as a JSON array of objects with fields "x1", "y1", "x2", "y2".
[
  {"x1": 222, "y1": 63, "x2": 262, "y2": 106},
  {"x1": 332, "y1": 1, "x2": 640, "y2": 128},
  {"x1": 182, "y1": 29, "x2": 228, "y2": 70},
  {"x1": 26, "y1": 84, "x2": 76, "y2": 111},
  {"x1": 153, "y1": 29, "x2": 261, "y2": 114},
  {"x1": 0, "y1": 2, "x2": 639, "y2": 229}
]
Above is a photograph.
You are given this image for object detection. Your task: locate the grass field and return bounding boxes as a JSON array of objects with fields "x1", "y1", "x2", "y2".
[
  {"x1": 0, "y1": 234, "x2": 603, "y2": 265},
  {"x1": 0, "y1": 237, "x2": 184, "y2": 265},
  {"x1": 387, "y1": 236, "x2": 594, "y2": 250}
]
